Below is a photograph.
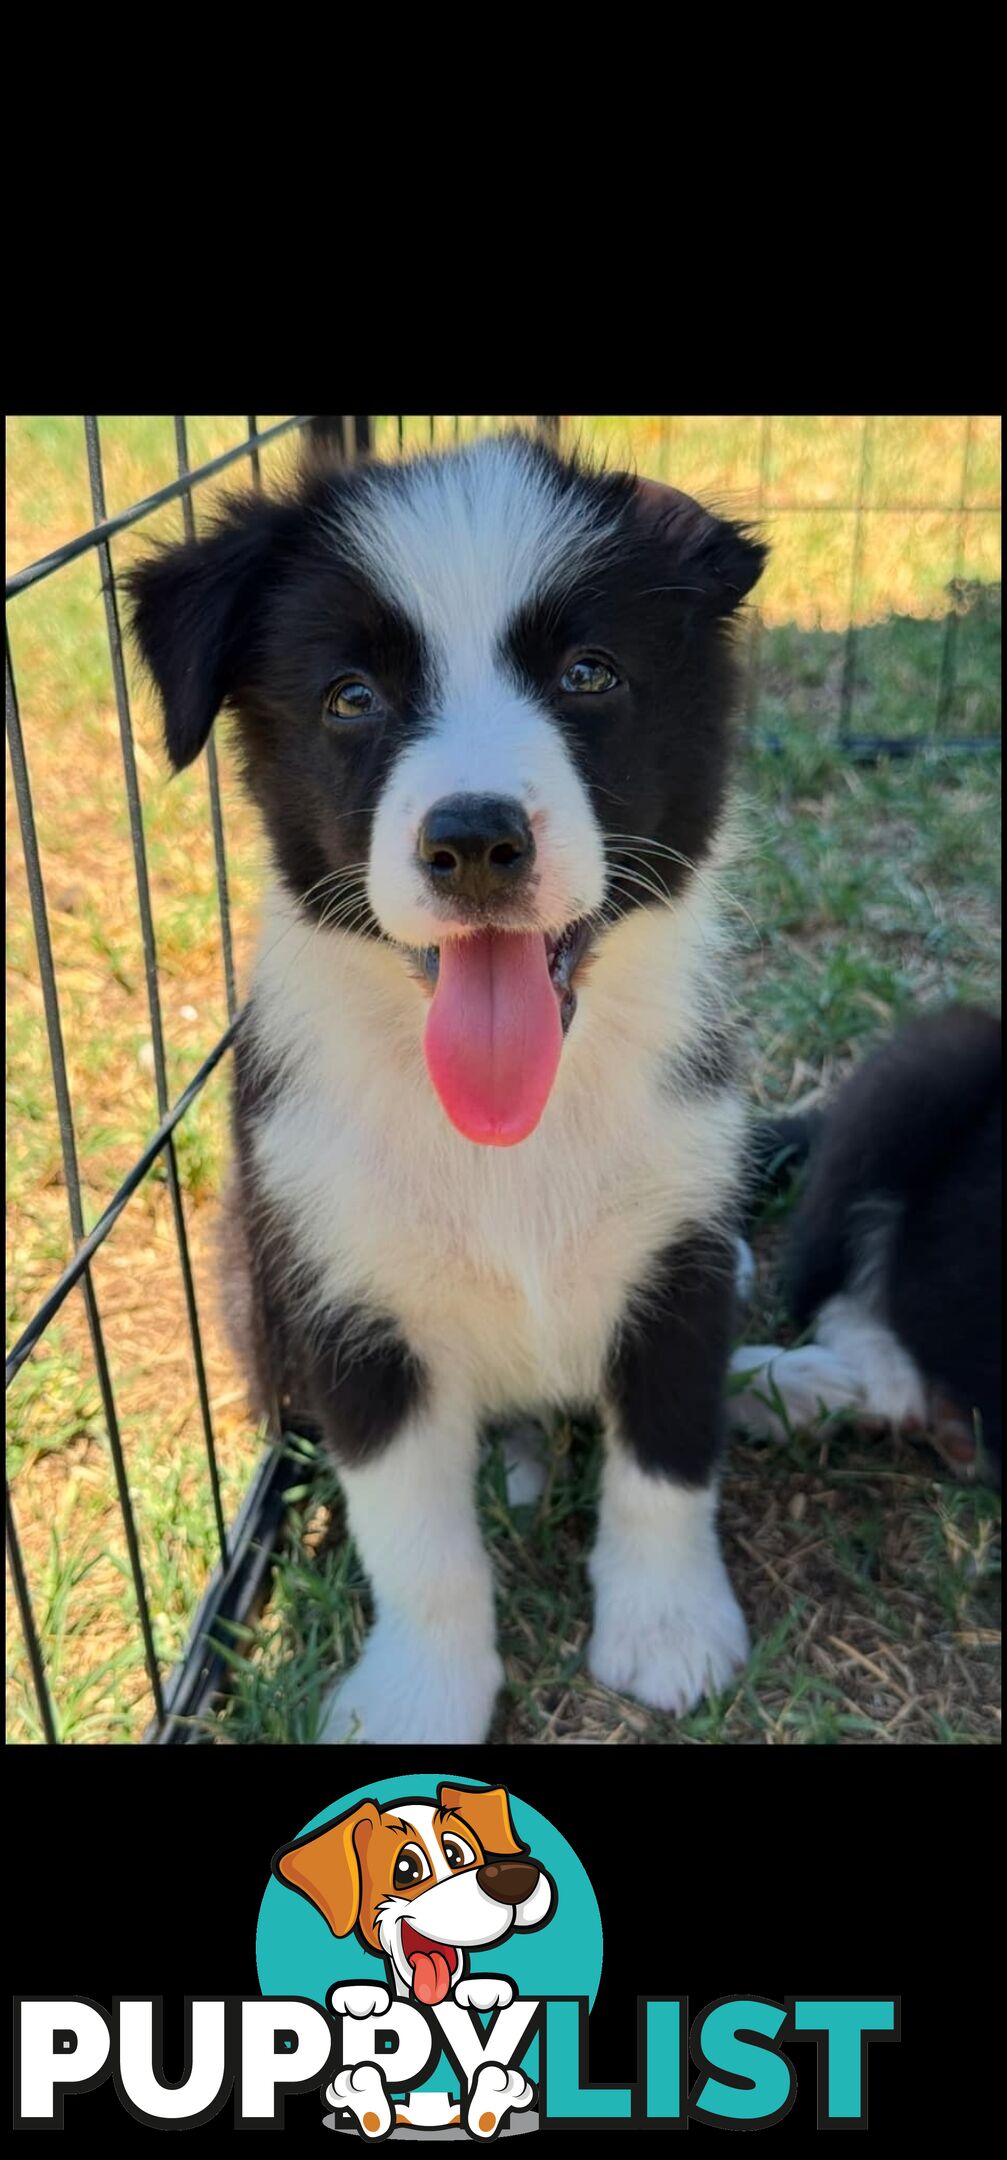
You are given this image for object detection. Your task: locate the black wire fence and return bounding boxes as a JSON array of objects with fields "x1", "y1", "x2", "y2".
[{"x1": 5, "y1": 414, "x2": 1001, "y2": 1745}]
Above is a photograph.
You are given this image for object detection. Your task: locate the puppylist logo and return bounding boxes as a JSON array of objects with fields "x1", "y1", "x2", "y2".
[{"x1": 14, "y1": 1776, "x2": 900, "y2": 2135}]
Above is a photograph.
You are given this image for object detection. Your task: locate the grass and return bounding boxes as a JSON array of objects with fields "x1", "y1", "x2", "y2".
[{"x1": 5, "y1": 413, "x2": 1001, "y2": 1746}]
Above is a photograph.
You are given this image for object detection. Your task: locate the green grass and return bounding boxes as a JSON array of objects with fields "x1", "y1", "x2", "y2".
[{"x1": 6, "y1": 414, "x2": 1001, "y2": 1746}]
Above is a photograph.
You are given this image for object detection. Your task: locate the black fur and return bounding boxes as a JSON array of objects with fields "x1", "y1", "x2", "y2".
[
  {"x1": 607, "y1": 1228, "x2": 739, "y2": 1486},
  {"x1": 504, "y1": 479, "x2": 765, "y2": 908},
  {"x1": 783, "y1": 1007, "x2": 1002, "y2": 1477},
  {"x1": 739, "y1": 1106, "x2": 825, "y2": 1228},
  {"x1": 661, "y1": 1022, "x2": 740, "y2": 1102}
]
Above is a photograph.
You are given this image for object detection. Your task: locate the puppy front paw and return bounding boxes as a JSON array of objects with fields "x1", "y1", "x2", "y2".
[
  {"x1": 319, "y1": 1617, "x2": 503, "y2": 1745},
  {"x1": 589, "y1": 1558, "x2": 749, "y2": 1716}
]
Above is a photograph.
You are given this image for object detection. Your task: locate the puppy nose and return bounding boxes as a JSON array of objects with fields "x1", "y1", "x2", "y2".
[
  {"x1": 417, "y1": 794, "x2": 534, "y2": 905},
  {"x1": 476, "y1": 1860, "x2": 540, "y2": 1906}
]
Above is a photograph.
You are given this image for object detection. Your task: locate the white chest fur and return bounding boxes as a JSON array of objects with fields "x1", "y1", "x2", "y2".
[{"x1": 248, "y1": 881, "x2": 744, "y2": 1415}]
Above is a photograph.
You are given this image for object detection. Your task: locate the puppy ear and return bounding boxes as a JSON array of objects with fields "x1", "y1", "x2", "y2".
[
  {"x1": 125, "y1": 492, "x2": 294, "y2": 771},
  {"x1": 272, "y1": 1800, "x2": 382, "y2": 1937},
  {"x1": 634, "y1": 475, "x2": 767, "y2": 614},
  {"x1": 437, "y1": 1784, "x2": 525, "y2": 1858}
]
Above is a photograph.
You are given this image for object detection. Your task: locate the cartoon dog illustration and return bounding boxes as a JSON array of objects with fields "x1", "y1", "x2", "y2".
[{"x1": 273, "y1": 1783, "x2": 555, "y2": 2138}]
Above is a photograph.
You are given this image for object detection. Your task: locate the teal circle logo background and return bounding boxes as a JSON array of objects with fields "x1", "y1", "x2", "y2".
[{"x1": 257, "y1": 1774, "x2": 603, "y2": 2094}]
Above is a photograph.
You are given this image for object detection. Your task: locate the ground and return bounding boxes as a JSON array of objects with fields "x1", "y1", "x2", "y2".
[{"x1": 5, "y1": 414, "x2": 1001, "y2": 1745}]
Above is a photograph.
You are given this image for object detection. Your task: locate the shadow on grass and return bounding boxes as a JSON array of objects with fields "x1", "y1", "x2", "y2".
[{"x1": 750, "y1": 579, "x2": 1000, "y2": 752}]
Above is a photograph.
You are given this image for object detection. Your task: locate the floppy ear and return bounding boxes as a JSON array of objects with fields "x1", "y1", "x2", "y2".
[
  {"x1": 634, "y1": 475, "x2": 767, "y2": 613},
  {"x1": 125, "y1": 492, "x2": 294, "y2": 771},
  {"x1": 437, "y1": 1784, "x2": 525, "y2": 1858},
  {"x1": 272, "y1": 1800, "x2": 382, "y2": 1937}
]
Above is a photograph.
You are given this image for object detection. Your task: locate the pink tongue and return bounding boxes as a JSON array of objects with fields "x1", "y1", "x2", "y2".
[
  {"x1": 410, "y1": 1950, "x2": 453, "y2": 2006},
  {"x1": 423, "y1": 930, "x2": 563, "y2": 1146}
]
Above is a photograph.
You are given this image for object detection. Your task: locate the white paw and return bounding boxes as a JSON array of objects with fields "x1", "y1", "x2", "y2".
[
  {"x1": 319, "y1": 1616, "x2": 503, "y2": 1745},
  {"x1": 454, "y1": 1975, "x2": 515, "y2": 2011},
  {"x1": 816, "y1": 1296, "x2": 927, "y2": 1426},
  {"x1": 328, "y1": 1983, "x2": 391, "y2": 2020},
  {"x1": 733, "y1": 1237, "x2": 757, "y2": 1306},
  {"x1": 325, "y1": 2062, "x2": 391, "y2": 2138},
  {"x1": 501, "y1": 1421, "x2": 548, "y2": 1507},
  {"x1": 589, "y1": 1558, "x2": 749, "y2": 1715},
  {"x1": 729, "y1": 1343, "x2": 864, "y2": 1441},
  {"x1": 466, "y1": 2062, "x2": 534, "y2": 2138}
]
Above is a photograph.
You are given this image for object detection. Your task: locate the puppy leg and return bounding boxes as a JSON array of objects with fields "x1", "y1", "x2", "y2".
[
  {"x1": 320, "y1": 1392, "x2": 502, "y2": 1746},
  {"x1": 499, "y1": 1418, "x2": 549, "y2": 1507},
  {"x1": 588, "y1": 1229, "x2": 749, "y2": 1716}
]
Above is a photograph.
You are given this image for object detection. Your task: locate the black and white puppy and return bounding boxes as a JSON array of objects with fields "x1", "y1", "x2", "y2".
[
  {"x1": 128, "y1": 432, "x2": 767, "y2": 1743},
  {"x1": 732, "y1": 1005, "x2": 1002, "y2": 1482}
]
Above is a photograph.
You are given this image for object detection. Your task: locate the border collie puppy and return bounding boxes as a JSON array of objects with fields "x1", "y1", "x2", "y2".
[
  {"x1": 732, "y1": 1005, "x2": 1002, "y2": 1483},
  {"x1": 128, "y1": 433, "x2": 767, "y2": 1743}
]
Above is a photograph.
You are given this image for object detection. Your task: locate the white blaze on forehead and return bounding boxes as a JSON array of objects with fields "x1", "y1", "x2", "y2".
[
  {"x1": 351, "y1": 441, "x2": 614, "y2": 944},
  {"x1": 336, "y1": 436, "x2": 617, "y2": 685},
  {"x1": 392, "y1": 1802, "x2": 450, "y2": 1880}
]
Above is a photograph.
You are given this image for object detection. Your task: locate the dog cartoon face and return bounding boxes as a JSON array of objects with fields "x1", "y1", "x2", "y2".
[{"x1": 274, "y1": 1784, "x2": 555, "y2": 2004}]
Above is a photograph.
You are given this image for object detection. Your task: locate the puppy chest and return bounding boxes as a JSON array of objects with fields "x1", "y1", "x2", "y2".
[
  {"x1": 250, "y1": 1065, "x2": 743, "y2": 1407},
  {"x1": 252, "y1": 1107, "x2": 680, "y2": 1404}
]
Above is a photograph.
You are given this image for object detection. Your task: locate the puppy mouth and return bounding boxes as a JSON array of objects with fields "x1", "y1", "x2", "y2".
[
  {"x1": 400, "y1": 1919, "x2": 460, "y2": 2006},
  {"x1": 419, "y1": 918, "x2": 592, "y2": 1036},
  {"x1": 416, "y1": 920, "x2": 594, "y2": 1149}
]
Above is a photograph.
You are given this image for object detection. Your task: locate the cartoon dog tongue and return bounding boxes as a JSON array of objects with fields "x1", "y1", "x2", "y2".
[
  {"x1": 408, "y1": 1946, "x2": 455, "y2": 2006},
  {"x1": 423, "y1": 930, "x2": 563, "y2": 1146}
]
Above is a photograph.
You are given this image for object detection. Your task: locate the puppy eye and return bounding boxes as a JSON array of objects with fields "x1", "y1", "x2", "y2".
[
  {"x1": 560, "y1": 656, "x2": 620, "y2": 695},
  {"x1": 324, "y1": 677, "x2": 382, "y2": 723},
  {"x1": 442, "y1": 1836, "x2": 475, "y2": 1871},
  {"x1": 393, "y1": 1844, "x2": 429, "y2": 1888}
]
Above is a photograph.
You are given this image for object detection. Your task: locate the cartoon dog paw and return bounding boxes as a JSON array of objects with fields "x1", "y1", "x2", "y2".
[
  {"x1": 453, "y1": 1975, "x2": 515, "y2": 2011},
  {"x1": 325, "y1": 2062, "x2": 391, "y2": 2140},
  {"x1": 465, "y1": 2063, "x2": 534, "y2": 2139},
  {"x1": 328, "y1": 1983, "x2": 392, "y2": 2020}
]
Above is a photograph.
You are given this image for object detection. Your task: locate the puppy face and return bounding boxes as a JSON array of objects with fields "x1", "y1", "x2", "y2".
[
  {"x1": 129, "y1": 436, "x2": 763, "y2": 927},
  {"x1": 273, "y1": 1784, "x2": 555, "y2": 2005},
  {"x1": 128, "y1": 435, "x2": 764, "y2": 1141}
]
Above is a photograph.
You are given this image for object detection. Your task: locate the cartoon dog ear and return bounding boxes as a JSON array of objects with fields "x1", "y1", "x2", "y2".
[
  {"x1": 125, "y1": 490, "x2": 297, "y2": 772},
  {"x1": 272, "y1": 1801, "x2": 382, "y2": 1938},
  {"x1": 632, "y1": 474, "x2": 768, "y2": 615},
  {"x1": 437, "y1": 1784, "x2": 525, "y2": 1858}
]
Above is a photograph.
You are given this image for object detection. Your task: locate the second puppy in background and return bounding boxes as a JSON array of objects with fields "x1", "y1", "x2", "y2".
[{"x1": 732, "y1": 1006, "x2": 1002, "y2": 1483}]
